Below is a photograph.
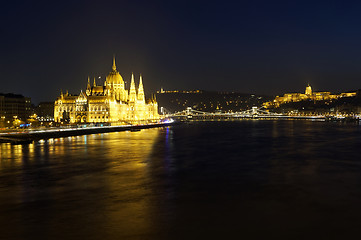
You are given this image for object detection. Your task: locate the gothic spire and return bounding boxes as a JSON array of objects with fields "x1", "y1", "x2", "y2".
[
  {"x1": 130, "y1": 73, "x2": 135, "y2": 88},
  {"x1": 129, "y1": 73, "x2": 136, "y2": 102},
  {"x1": 137, "y1": 74, "x2": 145, "y2": 102},
  {"x1": 87, "y1": 76, "x2": 91, "y2": 88},
  {"x1": 86, "y1": 76, "x2": 92, "y2": 96},
  {"x1": 139, "y1": 74, "x2": 143, "y2": 87}
]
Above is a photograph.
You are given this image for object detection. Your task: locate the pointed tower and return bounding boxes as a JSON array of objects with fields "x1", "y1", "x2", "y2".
[
  {"x1": 129, "y1": 73, "x2": 137, "y2": 103},
  {"x1": 86, "y1": 77, "x2": 91, "y2": 95},
  {"x1": 137, "y1": 75, "x2": 145, "y2": 102},
  {"x1": 93, "y1": 77, "x2": 97, "y2": 87}
]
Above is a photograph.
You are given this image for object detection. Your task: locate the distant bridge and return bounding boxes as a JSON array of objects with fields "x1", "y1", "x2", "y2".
[{"x1": 164, "y1": 107, "x2": 352, "y2": 121}]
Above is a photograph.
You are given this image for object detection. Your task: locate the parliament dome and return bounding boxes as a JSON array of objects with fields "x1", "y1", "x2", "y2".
[{"x1": 106, "y1": 57, "x2": 124, "y2": 85}]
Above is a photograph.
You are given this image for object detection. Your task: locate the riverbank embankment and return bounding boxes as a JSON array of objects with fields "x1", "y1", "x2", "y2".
[{"x1": 0, "y1": 121, "x2": 174, "y2": 144}]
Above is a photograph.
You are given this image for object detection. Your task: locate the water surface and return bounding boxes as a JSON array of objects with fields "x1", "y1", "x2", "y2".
[{"x1": 1, "y1": 121, "x2": 361, "y2": 239}]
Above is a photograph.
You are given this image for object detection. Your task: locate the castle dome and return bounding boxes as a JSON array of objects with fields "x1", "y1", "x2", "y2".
[
  {"x1": 305, "y1": 84, "x2": 312, "y2": 95},
  {"x1": 106, "y1": 57, "x2": 124, "y2": 85}
]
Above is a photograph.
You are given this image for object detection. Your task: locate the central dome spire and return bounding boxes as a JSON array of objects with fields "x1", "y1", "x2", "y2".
[{"x1": 112, "y1": 55, "x2": 116, "y2": 71}]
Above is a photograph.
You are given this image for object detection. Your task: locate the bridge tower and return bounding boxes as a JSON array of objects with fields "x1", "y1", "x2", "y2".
[
  {"x1": 186, "y1": 107, "x2": 193, "y2": 119},
  {"x1": 252, "y1": 106, "x2": 258, "y2": 115}
]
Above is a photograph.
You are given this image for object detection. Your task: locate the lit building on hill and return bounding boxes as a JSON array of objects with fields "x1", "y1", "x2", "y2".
[
  {"x1": 263, "y1": 84, "x2": 357, "y2": 108},
  {"x1": 156, "y1": 88, "x2": 202, "y2": 94},
  {"x1": 54, "y1": 58, "x2": 159, "y2": 123}
]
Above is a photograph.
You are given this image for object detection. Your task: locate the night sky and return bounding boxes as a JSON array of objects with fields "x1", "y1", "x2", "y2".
[{"x1": 2, "y1": 0, "x2": 361, "y2": 104}]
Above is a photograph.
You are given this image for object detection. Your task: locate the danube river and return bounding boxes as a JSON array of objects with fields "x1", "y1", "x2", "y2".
[{"x1": 1, "y1": 120, "x2": 361, "y2": 239}]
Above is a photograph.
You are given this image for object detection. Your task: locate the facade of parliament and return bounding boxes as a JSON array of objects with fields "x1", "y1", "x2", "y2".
[
  {"x1": 263, "y1": 84, "x2": 356, "y2": 108},
  {"x1": 54, "y1": 58, "x2": 159, "y2": 123}
]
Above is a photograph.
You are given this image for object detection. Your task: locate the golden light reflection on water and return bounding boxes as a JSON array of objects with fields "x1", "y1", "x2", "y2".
[
  {"x1": 0, "y1": 142, "x2": 35, "y2": 168},
  {"x1": 0, "y1": 128, "x2": 164, "y2": 238},
  {"x1": 1, "y1": 130, "x2": 160, "y2": 165}
]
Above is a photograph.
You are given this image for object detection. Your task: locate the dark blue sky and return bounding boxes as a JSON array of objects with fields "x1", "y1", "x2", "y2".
[{"x1": 2, "y1": 0, "x2": 361, "y2": 103}]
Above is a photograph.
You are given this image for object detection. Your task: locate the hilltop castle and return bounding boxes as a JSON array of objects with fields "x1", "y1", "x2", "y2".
[
  {"x1": 263, "y1": 84, "x2": 356, "y2": 108},
  {"x1": 54, "y1": 58, "x2": 159, "y2": 123}
]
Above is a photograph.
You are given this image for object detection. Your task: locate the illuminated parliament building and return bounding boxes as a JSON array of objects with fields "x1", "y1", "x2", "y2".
[{"x1": 54, "y1": 58, "x2": 159, "y2": 123}]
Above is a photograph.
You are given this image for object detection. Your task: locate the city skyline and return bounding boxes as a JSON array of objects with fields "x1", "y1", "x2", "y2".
[
  {"x1": 2, "y1": 2, "x2": 361, "y2": 237},
  {"x1": 2, "y1": 1, "x2": 361, "y2": 104}
]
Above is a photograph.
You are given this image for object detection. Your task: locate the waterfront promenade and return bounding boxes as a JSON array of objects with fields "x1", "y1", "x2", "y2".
[{"x1": 0, "y1": 120, "x2": 174, "y2": 144}]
